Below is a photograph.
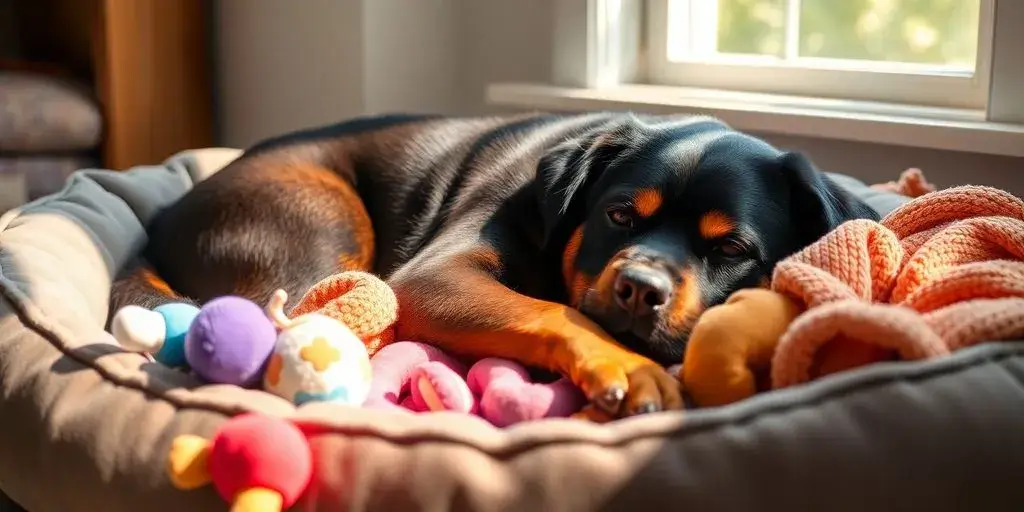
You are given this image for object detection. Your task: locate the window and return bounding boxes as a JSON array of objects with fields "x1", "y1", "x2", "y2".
[
  {"x1": 491, "y1": 0, "x2": 1024, "y2": 156},
  {"x1": 645, "y1": 0, "x2": 994, "y2": 109}
]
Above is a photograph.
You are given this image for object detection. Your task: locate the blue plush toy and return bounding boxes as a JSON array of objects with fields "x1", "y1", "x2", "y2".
[
  {"x1": 111, "y1": 302, "x2": 201, "y2": 367},
  {"x1": 111, "y1": 297, "x2": 278, "y2": 388}
]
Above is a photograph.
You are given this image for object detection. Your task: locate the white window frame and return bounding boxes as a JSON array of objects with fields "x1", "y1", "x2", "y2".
[
  {"x1": 645, "y1": 0, "x2": 995, "y2": 110},
  {"x1": 544, "y1": 0, "x2": 1024, "y2": 124},
  {"x1": 486, "y1": 0, "x2": 1024, "y2": 157}
]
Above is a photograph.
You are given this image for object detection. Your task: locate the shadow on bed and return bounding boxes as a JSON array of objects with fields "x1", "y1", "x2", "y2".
[{"x1": 49, "y1": 342, "x2": 203, "y2": 389}]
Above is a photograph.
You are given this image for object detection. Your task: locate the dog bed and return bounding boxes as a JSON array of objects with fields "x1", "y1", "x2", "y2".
[{"x1": 2, "y1": 149, "x2": 1024, "y2": 511}]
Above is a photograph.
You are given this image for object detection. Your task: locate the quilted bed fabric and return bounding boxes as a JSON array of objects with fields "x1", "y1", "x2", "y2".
[{"x1": 1, "y1": 153, "x2": 1024, "y2": 511}]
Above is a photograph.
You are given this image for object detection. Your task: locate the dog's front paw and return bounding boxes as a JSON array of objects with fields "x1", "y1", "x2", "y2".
[{"x1": 570, "y1": 350, "x2": 684, "y2": 419}]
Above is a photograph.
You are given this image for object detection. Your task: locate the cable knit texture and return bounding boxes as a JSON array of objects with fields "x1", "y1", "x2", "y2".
[
  {"x1": 290, "y1": 271, "x2": 398, "y2": 356},
  {"x1": 770, "y1": 185, "x2": 1024, "y2": 389}
]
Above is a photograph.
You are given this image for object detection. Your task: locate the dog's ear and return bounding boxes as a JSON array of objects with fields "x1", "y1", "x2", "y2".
[
  {"x1": 779, "y1": 151, "x2": 880, "y2": 247},
  {"x1": 537, "y1": 120, "x2": 643, "y2": 248}
]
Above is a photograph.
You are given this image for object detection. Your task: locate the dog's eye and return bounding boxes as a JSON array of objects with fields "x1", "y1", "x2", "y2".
[
  {"x1": 606, "y1": 206, "x2": 636, "y2": 228},
  {"x1": 714, "y1": 239, "x2": 748, "y2": 258}
]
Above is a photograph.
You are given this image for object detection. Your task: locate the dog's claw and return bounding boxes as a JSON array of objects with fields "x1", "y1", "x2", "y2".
[
  {"x1": 634, "y1": 402, "x2": 660, "y2": 415},
  {"x1": 596, "y1": 387, "x2": 625, "y2": 413}
]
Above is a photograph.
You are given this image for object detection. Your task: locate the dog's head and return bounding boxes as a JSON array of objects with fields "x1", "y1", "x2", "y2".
[{"x1": 538, "y1": 115, "x2": 878, "y2": 365}]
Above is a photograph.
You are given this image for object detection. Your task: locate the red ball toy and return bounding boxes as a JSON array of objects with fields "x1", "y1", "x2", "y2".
[{"x1": 167, "y1": 413, "x2": 312, "y2": 512}]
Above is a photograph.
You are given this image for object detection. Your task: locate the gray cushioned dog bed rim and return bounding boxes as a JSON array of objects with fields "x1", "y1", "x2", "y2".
[{"x1": 1, "y1": 149, "x2": 1023, "y2": 511}]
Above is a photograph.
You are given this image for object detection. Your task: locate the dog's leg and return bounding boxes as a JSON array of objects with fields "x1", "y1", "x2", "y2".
[
  {"x1": 109, "y1": 157, "x2": 375, "y2": 325},
  {"x1": 107, "y1": 257, "x2": 198, "y2": 330},
  {"x1": 390, "y1": 240, "x2": 684, "y2": 418}
]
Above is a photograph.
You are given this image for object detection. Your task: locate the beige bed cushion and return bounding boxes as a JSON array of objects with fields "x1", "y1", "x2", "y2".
[{"x1": 3, "y1": 150, "x2": 1024, "y2": 511}]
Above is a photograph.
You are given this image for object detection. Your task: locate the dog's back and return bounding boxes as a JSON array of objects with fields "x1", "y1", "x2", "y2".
[{"x1": 109, "y1": 112, "x2": 614, "y2": 314}]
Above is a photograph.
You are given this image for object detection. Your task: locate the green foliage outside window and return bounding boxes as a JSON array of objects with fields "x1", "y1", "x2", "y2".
[{"x1": 715, "y1": 0, "x2": 980, "y2": 67}]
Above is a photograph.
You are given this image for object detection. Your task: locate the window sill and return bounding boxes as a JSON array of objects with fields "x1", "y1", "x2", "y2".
[{"x1": 486, "y1": 82, "x2": 1024, "y2": 158}]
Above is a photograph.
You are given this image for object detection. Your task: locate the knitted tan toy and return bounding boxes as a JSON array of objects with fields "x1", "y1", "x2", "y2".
[
  {"x1": 290, "y1": 271, "x2": 398, "y2": 357},
  {"x1": 681, "y1": 185, "x2": 1024, "y2": 407}
]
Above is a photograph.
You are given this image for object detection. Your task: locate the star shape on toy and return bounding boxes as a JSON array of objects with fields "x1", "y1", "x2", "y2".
[{"x1": 300, "y1": 336, "x2": 341, "y2": 372}]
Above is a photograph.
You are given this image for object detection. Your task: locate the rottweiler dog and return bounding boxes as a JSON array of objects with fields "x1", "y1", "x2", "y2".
[{"x1": 110, "y1": 112, "x2": 878, "y2": 419}]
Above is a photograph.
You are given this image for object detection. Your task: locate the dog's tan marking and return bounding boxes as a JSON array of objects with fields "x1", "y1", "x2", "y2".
[
  {"x1": 141, "y1": 268, "x2": 178, "y2": 297},
  {"x1": 667, "y1": 267, "x2": 704, "y2": 332},
  {"x1": 561, "y1": 225, "x2": 593, "y2": 306},
  {"x1": 698, "y1": 210, "x2": 735, "y2": 239},
  {"x1": 633, "y1": 188, "x2": 663, "y2": 219}
]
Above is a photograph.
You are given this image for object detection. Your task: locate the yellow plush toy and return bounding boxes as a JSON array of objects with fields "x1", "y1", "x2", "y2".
[{"x1": 679, "y1": 289, "x2": 803, "y2": 407}]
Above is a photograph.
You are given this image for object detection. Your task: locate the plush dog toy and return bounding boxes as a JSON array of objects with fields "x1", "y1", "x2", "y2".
[
  {"x1": 112, "y1": 270, "x2": 587, "y2": 423},
  {"x1": 289, "y1": 271, "x2": 398, "y2": 357},
  {"x1": 185, "y1": 296, "x2": 280, "y2": 387},
  {"x1": 111, "y1": 287, "x2": 375, "y2": 406},
  {"x1": 167, "y1": 413, "x2": 312, "y2": 512},
  {"x1": 363, "y1": 340, "x2": 475, "y2": 413},
  {"x1": 110, "y1": 302, "x2": 201, "y2": 368},
  {"x1": 467, "y1": 357, "x2": 585, "y2": 427},
  {"x1": 365, "y1": 341, "x2": 586, "y2": 426},
  {"x1": 263, "y1": 289, "x2": 373, "y2": 406},
  {"x1": 680, "y1": 288, "x2": 804, "y2": 407},
  {"x1": 112, "y1": 296, "x2": 280, "y2": 387}
]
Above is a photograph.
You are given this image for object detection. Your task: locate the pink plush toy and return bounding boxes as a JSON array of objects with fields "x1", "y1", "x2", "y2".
[
  {"x1": 363, "y1": 341, "x2": 476, "y2": 413},
  {"x1": 364, "y1": 341, "x2": 586, "y2": 427},
  {"x1": 467, "y1": 358, "x2": 585, "y2": 428}
]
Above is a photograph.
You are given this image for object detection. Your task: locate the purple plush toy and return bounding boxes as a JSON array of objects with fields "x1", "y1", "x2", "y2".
[{"x1": 184, "y1": 296, "x2": 277, "y2": 387}]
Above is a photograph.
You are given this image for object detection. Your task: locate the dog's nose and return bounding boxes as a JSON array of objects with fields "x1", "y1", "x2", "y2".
[{"x1": 613, "y1": 266, "x2": 673, "y2": 318}]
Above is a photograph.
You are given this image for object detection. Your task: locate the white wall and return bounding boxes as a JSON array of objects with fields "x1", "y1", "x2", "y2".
[
  {"x1": 459, "y1": 0, "x2": 554, "y2": 114},
  {"x1": 362, "y1": 0, "x2": 462, "y2": 115},
  {"x1": 214, "y1": 0, "x2": 1024, "y2": 195},
  {"x1": 215, "y1": 0, "x2": 461, "y2": 148},
  {"x1": 215, "y1": 0, "x2": 364, "y2": 148}
]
